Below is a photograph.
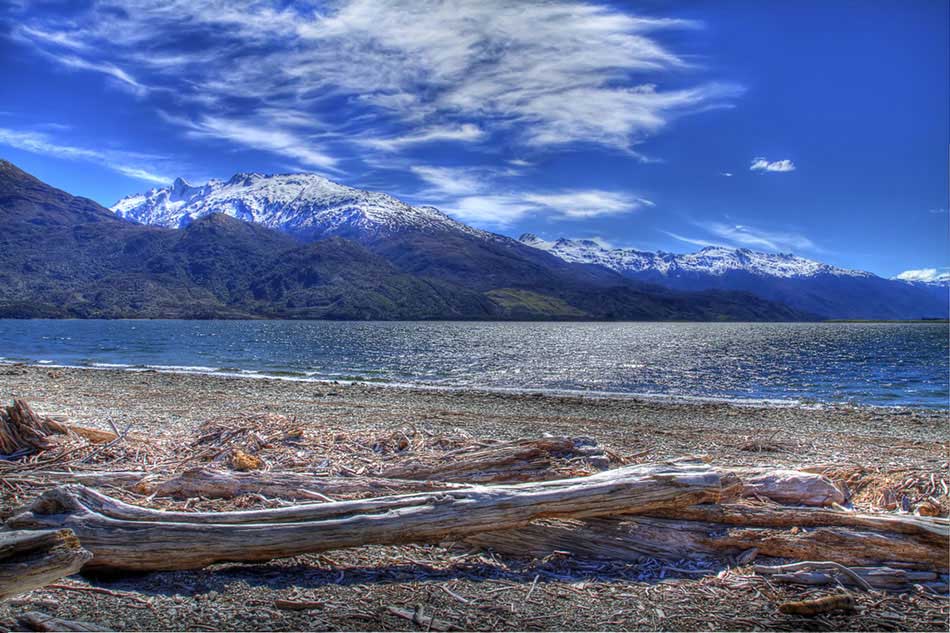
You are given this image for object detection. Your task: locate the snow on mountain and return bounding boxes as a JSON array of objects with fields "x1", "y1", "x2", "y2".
[
  {"x1": 112, "y1": 172, "x2": 485, "y2": 240},
  {"x1": 519, "y1": 234, "x2": 873, "y2": 279}
]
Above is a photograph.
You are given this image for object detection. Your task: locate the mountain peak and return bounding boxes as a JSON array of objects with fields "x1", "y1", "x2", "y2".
[
  {"x1": 521, "y1": 235, "x2": 872, "y2": 280},
  {"x1": 111, "y1": 170, "x2": 483, "y2": 241}
]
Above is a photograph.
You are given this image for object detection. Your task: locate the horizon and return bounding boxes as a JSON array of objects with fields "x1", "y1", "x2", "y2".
[{"x1": 0, "y1": 1, "x2": 947, "y2": 279}]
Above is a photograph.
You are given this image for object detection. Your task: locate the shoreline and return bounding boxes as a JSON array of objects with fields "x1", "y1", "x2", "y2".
[
  {"x1": 2, "y1": 364, "x2": 948, "y2": 631},
  {"x1": 2, "y1": 358, "x2": 944, "y2": 412},
  {"x1": 2, "y1": 363, "x2": 946, "y2": 468}
]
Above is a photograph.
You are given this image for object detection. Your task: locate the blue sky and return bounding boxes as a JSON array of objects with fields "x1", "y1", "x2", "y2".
[{"x1": 0, "y1": 0, "x2": 946, "y2": 278}]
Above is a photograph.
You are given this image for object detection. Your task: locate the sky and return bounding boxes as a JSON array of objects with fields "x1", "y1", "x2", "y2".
[{"x1": 0, "y1": 0, "x2": 947, "y2": 279}]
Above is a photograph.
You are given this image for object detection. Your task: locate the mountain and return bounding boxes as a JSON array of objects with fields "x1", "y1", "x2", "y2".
[
  {"x1": 98, "y1": 166, "x2": 813, "y2": 321},
  {"x1": 0, "y1": 161, "x2": 505, "y2": 319},
  {"x1": 113, "y1": 172, "x2": 483, "y2": 241},
  {"x1": 520, "y1": 235, "x2": 949, "y2": 320}
]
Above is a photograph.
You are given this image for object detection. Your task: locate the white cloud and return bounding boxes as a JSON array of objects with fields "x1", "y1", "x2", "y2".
[
  {"x1": 0, "y1": 127, "x2": 170, "y2": 184},
  {"x1": 699, "y1": 221, "x2": 816, "y2": 252},
  {"x1": 13, "y1": 0, "x2": 739, "y2": 160},
  {"x1": 410, "y1": 165, "x2": 487, "y2": 197},
  {"x1": 750, "y1": 157, "x2": 796, "y2": 173},
  {"x1": 448, "y1": 195, "x2": 539, "y2": 226},
  {"x1": 363, "y1": 124, "x2": 485, "y2": 152},
  {"x1": 928, "y1": 208, "x2": 948, "y2": 214},
  {"x1": 894, "y1": 268, "x2": 950, "y2": 283},
  {"x1": 408, "y1": 163, "x2": 650, "y2": 226},
  {"x1": 173, "y1": 114, "x2": 339, "y2": 170},
  {"x1": 523, "y1": 191, "x2": 652, "y2": 218},
  {"x1": 720, "y1": 171, "x2": 733, "y2": 177}
]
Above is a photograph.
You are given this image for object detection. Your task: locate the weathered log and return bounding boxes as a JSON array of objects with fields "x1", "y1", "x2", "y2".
[
  {"x1": 0, "y1": 530, "x2": 92, "y2": 601},
  {"x1": 377, "y1": 436, "x2": 609, "y2": 483},
  {"x1": 2, "y1": 611, "x2": 111, "y2": 632},
  {"x1": 139, "y1": 467, "x2": 468, "y2": 500},
  {"x1": 5, "y1": 462, "x2": 736, "y2": 571},
  {"x1": 645, "y1": 503, "x2": 949, "y2": 542},
  {"x1": 733, "y1": 468, "x2": 846, "y2": 507},
  {"x1": 463, "y1": 512, "x2": 948, "y2": 570}
]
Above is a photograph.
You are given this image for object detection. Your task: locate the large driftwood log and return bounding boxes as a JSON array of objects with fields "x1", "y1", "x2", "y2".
[
  {"x1": 463, "y1": 510, "x2": 949, "y2": 570},
  {"x1": 0, "y1": 529, "x2": 92, "y2": 601},
  {"x1": 377, "y1": 436, "x2": 609, "y2": 483},
  {"x1": 6, "y1": 462, "x2": 736, "y2": 571},
  {"x1": 140, "y1": 467, "x2": 469, "y2": 500},
  {"x1": 6, "y1": 469, "x2": 466, "y2": 501},
  {"x1": 645, "y1": 502, "x2": 949, "y2": 540},
  {"x1": 734, "y1": 468, "x2": 846, "y2": 507}
]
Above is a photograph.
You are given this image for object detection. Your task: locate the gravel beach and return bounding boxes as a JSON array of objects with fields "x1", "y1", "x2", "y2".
[{"x1": 1, "y1": 364, "x2": 947, "y2": 631}]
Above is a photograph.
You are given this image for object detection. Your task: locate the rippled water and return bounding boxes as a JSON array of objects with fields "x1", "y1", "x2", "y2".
[{"x1": 0, "y1": 320, "x2": 947, "y2": 408}]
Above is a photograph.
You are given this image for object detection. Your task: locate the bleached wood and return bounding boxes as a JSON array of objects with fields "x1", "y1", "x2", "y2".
[
  {"x1": 463, "y1": 512, "x2": 948, "y2": 570},
  {"x1": 0, "y1": 529, "x2": 92, "y2": 602},
  {"x1": 6, "y1": 462, "x2": 735, "y2": 571}
]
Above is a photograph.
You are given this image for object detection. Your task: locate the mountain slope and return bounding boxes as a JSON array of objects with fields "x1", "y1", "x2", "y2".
[
  {"x1": 0, "y1": 160, "x2": 811, "y2": 321},
  {"x1": 107, "y1": 167, "x2": 817, "y2": 321},
  {"x1": 520, "y1": 235, "x2": 948, "y2": 320},
  {"x1": 113, "y1": 172, "x2": 483, "y2": 241}
]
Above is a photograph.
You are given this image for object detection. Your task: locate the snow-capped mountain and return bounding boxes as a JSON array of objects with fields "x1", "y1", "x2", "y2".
[
  {"x1": 519, "y1": 234, "x2": 872, "y2": 279},
  {"x1": 520, "y1": 234, "x2": 948, "y2": 320},
  {"x1": 112, "y1": 172, "x2": 484, "y2": 241}
]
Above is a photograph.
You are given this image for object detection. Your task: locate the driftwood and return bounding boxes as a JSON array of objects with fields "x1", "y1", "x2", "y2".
[
  {"x1": 377, "y1": 436, "x2": 610, "y2": 483},
  {"x1": 6, "y1": 462, "x2": 736, "y2": 571},
  {"x1": 645, "y1": 502, "x2": 949, "y2": 540},
  {"x1": 0, "y1": 529, "x2": 92, "y2": 601},
  {"x1": 734, "y1": 468, "x2": 846, "y2": 507},
  {"x1": 138, "y1": 467, "x2": 469, "y2": 500},
  {"x1": 755, "y1": 562, "x2": 940, "y2": 592},
  {"x1": 1, "y1": 611, "x2": 111, "y2": 632},
  {"x1": 463, "y1": 511, "x2": 949, "y2": 571},
  {"x1": 0, "y1": 399, "x2": 116, "y2": 457}
]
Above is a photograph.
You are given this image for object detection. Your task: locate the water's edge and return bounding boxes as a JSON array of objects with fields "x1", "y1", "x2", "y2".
[{"x1": 6, "y1": 358, "x2": 938, "y2": 413}]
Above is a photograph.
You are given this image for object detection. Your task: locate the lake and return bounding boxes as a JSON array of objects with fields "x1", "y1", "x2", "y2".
[{"x1": 0, "y1": 320, "x2": 946, "y2": 408}]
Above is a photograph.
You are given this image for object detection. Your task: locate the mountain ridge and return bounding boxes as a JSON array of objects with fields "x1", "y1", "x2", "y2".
[
  {"x1": 519, "y1": 234, "x2": 948, "y2": 320},
  {"x1": 0, "y1": 159, "x2": 810, "y2": 322},
  {"x1": 112, "y1": 171, "x2": 488, "y2": 242}
]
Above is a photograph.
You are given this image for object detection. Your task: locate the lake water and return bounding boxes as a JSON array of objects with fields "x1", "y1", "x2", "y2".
[{"x1": 0, "y1": 320, "x2": 947, "y2": 408}]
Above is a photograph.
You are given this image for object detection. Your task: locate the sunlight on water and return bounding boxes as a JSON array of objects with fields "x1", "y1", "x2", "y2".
[{"x1": 1, "y1": 320, "x2": 947, "y2": 408}]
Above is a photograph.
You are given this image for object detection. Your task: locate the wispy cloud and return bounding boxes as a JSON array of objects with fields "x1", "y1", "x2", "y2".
[
  {"x1": 448, "y1": 195, "x2": 540, "y2": 225},
  {"x1": 750, "y1": 157, "x2": 796, "y2": 173},
  {"x1": 364, "y1": 124, "x2": 485, "y2": 152},
  {"x1": 11, "y1": 0, "x2": 738, "y2": 163},
  {"x1": 0, "y1": 127, "x2": 170, "y2": 184},
  {"x1": 894, "y1": 268, "x2": 950, "y2": 283},
  {"x1": 410, "y1": 165, "x2": 487, "y2": 197},
  {"x1": 720, "y1": 171, "x2": 733, "y2": 177},
  {"x1": 928, "y1": 208, "x2": 948, "y2": 214},
  {"x1": 167, "y1": 114, "x2": 339, "y2": 170},
  {"x1": 699, "y1": 221, "x2": 816, "y2": 252},
  {"x1": 523, "y1": 191, "x2": 653, "y2": 218},
  {"x1": 408, "y1": 163, "x2": 650, "y2": 226}
]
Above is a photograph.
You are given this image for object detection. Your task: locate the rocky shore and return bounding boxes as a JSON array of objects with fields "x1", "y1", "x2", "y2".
[{"x1": 0, "y1": 364, "x2": 947, "y2": 631}]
